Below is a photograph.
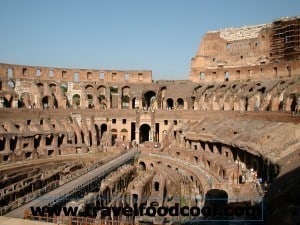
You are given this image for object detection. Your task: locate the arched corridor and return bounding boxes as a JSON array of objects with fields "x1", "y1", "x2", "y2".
[{"x1": 140, "y1": 124, "x2": 151, "y2": 143}]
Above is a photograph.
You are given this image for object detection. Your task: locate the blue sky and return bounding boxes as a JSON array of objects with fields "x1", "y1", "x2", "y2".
[{"x1": 0, "y1": 0, "x2": 299, "y2": 80}]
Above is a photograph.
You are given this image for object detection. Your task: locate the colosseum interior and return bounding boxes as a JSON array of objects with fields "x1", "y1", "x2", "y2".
[{"x1": 0, "y1": 16, "x2": 299, "y2": 225}]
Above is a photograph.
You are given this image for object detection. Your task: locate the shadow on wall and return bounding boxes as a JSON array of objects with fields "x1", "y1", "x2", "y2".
[{"x1": 263, "y1": 166, "x2": 300, "y2": 225}]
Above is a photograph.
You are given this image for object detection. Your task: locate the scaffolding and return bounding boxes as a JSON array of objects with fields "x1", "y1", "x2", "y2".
[{"x1": 270, "y1": 17, "x2": 300, "y2": 62}]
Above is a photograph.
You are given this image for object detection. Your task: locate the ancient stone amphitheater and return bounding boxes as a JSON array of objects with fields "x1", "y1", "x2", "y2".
[{"x1": 0, "y1": 16, "x2": 299, "y2": 225}]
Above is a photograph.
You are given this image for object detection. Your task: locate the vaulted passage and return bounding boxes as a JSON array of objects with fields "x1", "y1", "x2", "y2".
[
  {"x1": 140, "y1": 124, "x2": 151, "y2": 143},
  {"x1": 143, "y1": 91, "x2": 156, "y2": 108}
]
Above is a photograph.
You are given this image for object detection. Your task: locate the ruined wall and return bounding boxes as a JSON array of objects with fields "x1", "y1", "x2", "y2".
[
  {"x1": 0, "y1": 63, "x2": 152, "y2": 83},
  {"x1": 190, "y1": 17, "x2": 300, "y2": 82}
]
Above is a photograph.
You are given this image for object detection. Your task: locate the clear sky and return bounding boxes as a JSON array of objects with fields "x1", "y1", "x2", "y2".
[{"x1": 0, "y1": 0, "x2": 299, "y2": 80}]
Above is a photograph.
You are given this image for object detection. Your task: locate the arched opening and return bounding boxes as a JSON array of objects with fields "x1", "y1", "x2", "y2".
[
  {"x1": 3, "y1": 97, "x2": 13, "y2": 108},
  {"x1": 132, "y1": 194, "x2": 138, "y2": 205},
  {"x1": 204, "y1": 189, "x2": 228, "y2": 208},
  {"x1": 46, "y1": 134, "x2": 54, "y2": 146},
  {"x1": 290, "y1": 94, "x2": 297, "y2": 112},
  {"x1": 85, "y1": 84, "x2": 93, "y2": 91},
  {"x1": 95, "y1": 125, "x2": 100, "y2": 145},
  {"x1": 132, "y1": 97, "x2": 139, "y2": 109},
  {"x1": 58, "y1": 134, "x2": 64, "y2": 147},
  {"x1": 98, "y1": 95, "x2": 106, "y2": 109},
  {"x1": 0, "y1": 137, "x2": 6, "y2": 151},
  {"x1": 120, "y1": 128, "x2": 128, "y2": 141},
  {"x1": 10, "y1": 136, "x2": 18, "y2": 151},
  {"x1": 18, "y1": 99, "x2": 26, "y2": 108},
  {"x1": 139, "y1": 161, "x2": 146, "y2": 171},
  {"x1": 143, "y1": 91, "x2": 156, "y2": 108},
  {"x1": 279, "y1": 100, "x2": 284, "y2": 112},
  {"x1": 154, "y1": 182, "x2": 159, "y2": 191},
  {"x1": 245, "y1": 97, "x2": 249, "y2": 111},
  {"x1": 177, "y1": 98, "x2": 184, "y2": 109},
  {"x1": 139, "y1": 124, "x2": 151, "y2": 143},
  {"x1": 61, "y1": 83, "x2": 68, "y2": 93},
  {"x1": 111, "y1": 128, "x2": 117, "y2": 145},
  {"x1": 34, "y1": 135, "x2": 41, "y2": 149},
  {"x1": 72, "y1": 94, "x2": 81, "y2": 108},
  {"x1": 49, "y1": 83, "x2": 57, "y2": 93},
  {"x1": 42, "y1": 96, "x2": 49, "y2": 109},
  {"x1": 166, "y1": 98, "x2": 174, "y2": 109},
  {"x1": 87, "y1": 94, "x2": 93, "y2": 108},
  {"x1": 121, "y1": 86, "x2": 130, "y2": 109},
  {"x1": 100, "y1": 124, "x2": 107, "y2": 138},
  {"x1": 121, "y1": 95, "x2": 130, "y2": 109},
  {"x1": 110, "y1": 86, "x2": 118, "y2": 109}
]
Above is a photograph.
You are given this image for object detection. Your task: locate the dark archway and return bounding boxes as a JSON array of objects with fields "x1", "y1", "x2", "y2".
[
  {"x1": 166, "y1": 98, "x2": 174, "y2": 109},
  {"x1": 139, "y1": 161, "x2": 146, "y2": 171},
  {"x1": 95, "y1": 124, "x2": 100, "y2": 145},
  {"x1": 204, "y1": 189, "x2": 228, "y2": 208},
  {"x1": 143, "y1": 91, "x2": 156, "y2": 108},
  {"x1": 42, "y1": 96, "x2": 49, "y2": 109},
  {"x1": 132, "y1": 97, "x2": 139, "y2": 109},
  {"x1": 87, "y1": 94, "x2": 93, "y2": 108},
  {"x1": 140, "y1": 124, "x2": 151, "y2": 143},
  {"x1": 100, "y1": 124, "x2": 107, "y2": 138},
  {"x1": 72, "y1": 94, "x2": 80, "y2": 108},
  {"x1": 290, "y1": 94, "x2": 297, "y2": 112},
  {"x1": 3, "y1": 97, "x2": 13, "y2": 108},
  {"x1": 111, "y1": 128, "x2": 117, "y2": 145},
  {"x1": 177, "y1": 98, "x2": 184, "y2": 109}
]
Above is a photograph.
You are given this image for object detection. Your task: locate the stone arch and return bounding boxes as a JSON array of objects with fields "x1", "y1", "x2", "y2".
[
  {"x1": 97, "y1": 85, "x2": 106, "y2": 95},
  {"x1": 85, "y1": 84, "x2": 94, "y2": 91},
  {"x1": 49, "y1": 83, "x2": 57, "y2": 92},
  {"x1": 42, "y1": 96, "x2": 50, "y2": 109},
  {"x1": 72, "y1": 94, "x2": 81, "y2": 108},
  {"x1": 205, "y1": 189, "x2": 228, "y2": 207},
  {"x1": 87, "y1": 94, "x2": 93, "y2": 108},
  {"x1": 139, "y1": 124, "x2": 151, "y2": 143},
  {"x1": 3, "y1": 96, "x2": 13, "y2": 108},
  {"x1": 100, "y1": 124, "x2": 107, "y2": 138},
  {"x1": 166, "y1": 98, "x2": 174, "y2": 109},
  {"x1": 10, "y1": 136, "x2": 18, "y2": 151},
  {"x1": 18, "y1": 93, "x2": 28, "y2": 108},
  {"x1": 177, "y1": 98, "x2": 184, "y2": 109},
  {"x1": 36, "y1": 82, "x2": 44, "y2": 88},
  {"x1": 138, "y1": 161, "x2": 146, "y2": 171},
  {"x1": 120, "y1": 128, "x2": 128, "y2": 141},
  {"x1": 98, "y1": 94, "x2": 106, "y2": 109},
  {"x1": 132, "y1": 97, "x2": 139, "y2": 109},
  {"x1": 143, "y1": 90, "x2": 156, "y2": 108},
  {"x1": 111, "y1": 128, "x2": 117, "y2": 145},
  {"x1": 121, "y1": 95, "x2": 130, "y2": 109},
  {"x1": 95, "y1": 124, "x2": 100, "y2": 145},
  {"x1": 34, "y1": 135, "x2": 41, "y2": 149},
  {"x1": 289, "y1": 93, "x2": 297, "y2": 112}
]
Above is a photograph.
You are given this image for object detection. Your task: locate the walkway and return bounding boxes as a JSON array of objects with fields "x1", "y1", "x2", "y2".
[{"x1": 6, "y1": 149, "x2": 139, "y2": 219}]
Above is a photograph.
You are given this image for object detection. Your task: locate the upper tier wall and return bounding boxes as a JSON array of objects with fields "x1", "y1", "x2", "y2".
[
  {"x1": 0, "y1": 63, "x2": 152, "y2": 83},
  {"x1": 190, "y1": 17, "x2": 300, "y2": 83}
]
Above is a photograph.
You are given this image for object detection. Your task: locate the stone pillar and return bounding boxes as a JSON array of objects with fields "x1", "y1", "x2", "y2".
[
  {"x1": 5, "y1": 138, "x2": 10, "y2": 151},
  {"x1": 0, "y1": 97, "x2": 4, "y2": 108},
  {"x1": 40, "y1": 136, "x2": 46, "y2": 147}
]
